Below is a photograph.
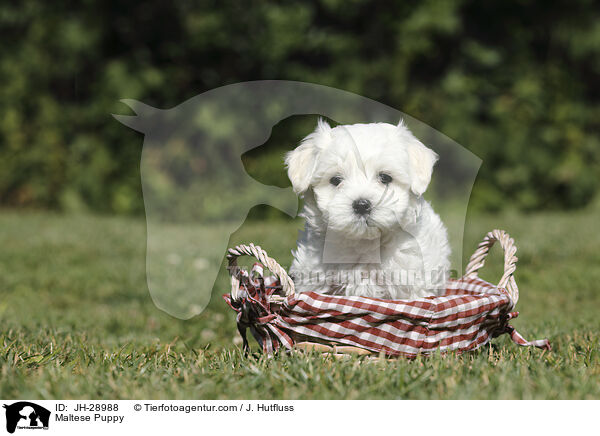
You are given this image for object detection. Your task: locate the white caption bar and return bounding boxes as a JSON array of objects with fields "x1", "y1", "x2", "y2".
[{"x1": 0, "y1": 400, "x2": 595, "y2": 436}]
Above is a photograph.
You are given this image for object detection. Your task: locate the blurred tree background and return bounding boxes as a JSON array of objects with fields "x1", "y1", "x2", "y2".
[{"x1": 0, "y1": 0, "x2": 598, "y2": 216}]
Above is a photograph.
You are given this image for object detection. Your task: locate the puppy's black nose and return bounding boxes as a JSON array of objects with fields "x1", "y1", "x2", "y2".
[{"x1": 352, "y1": 198, "x2": 372, "y2": 215}]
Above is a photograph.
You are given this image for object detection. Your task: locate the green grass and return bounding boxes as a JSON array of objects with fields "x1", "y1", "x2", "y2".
[{"x1": 1, "y1": 206, "x2": 599, "y2": 399}]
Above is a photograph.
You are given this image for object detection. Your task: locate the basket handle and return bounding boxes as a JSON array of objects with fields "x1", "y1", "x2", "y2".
[
  {"x1": 464, "y1": 229, "x2": 519, "y2": 305},
  {"x1": 227, "y1": 243, "x2": 295, "y2": 300}
]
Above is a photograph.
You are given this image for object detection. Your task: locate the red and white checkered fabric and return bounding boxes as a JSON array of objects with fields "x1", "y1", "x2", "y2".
[{"x1": 223, "y1": 263, "x2": 550, "y2": 358}]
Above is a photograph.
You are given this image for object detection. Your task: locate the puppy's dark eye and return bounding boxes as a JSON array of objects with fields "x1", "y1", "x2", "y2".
[
  {"x1": 378, "y1": 173, "x2": 393, "y2": 185},
  {"x1": 329, "y1": 176, "x2": 343, "y2": 186}
]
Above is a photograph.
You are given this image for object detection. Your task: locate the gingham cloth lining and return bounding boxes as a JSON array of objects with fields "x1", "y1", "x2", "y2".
[{"x1": 223, "y1": 263, "x2": 550, "y2": 358}]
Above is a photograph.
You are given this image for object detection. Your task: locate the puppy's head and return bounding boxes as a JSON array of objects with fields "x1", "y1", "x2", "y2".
[{"x1": 286, "y1": 119, "x2": 438, "y2": 239}]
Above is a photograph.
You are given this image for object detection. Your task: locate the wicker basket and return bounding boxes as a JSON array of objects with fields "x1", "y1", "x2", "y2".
[{"x1": 224, "y1": 230, "x2": 549, "y2": 358}]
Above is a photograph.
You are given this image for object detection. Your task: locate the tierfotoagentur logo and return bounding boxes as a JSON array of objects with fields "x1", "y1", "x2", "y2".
[
  {"x1": 114, "y1": 80, "x2": 481, "y2": 318},
  {"x1": 2, "y1": 402, "x2": 50, "y2": 434}
]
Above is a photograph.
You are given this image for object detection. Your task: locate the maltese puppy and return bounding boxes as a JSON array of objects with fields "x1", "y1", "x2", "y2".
[{"x1": 285, "y1": 119, "x2": 450, "y2": 299}]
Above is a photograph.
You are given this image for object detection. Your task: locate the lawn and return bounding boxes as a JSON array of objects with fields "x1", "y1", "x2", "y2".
[{"x1": 1, "y1": 205, "x2": 598, "y2": 399}]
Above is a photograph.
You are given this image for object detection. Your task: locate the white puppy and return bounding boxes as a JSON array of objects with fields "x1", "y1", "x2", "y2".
[{"x1": 285, "y1": 120, "x2": 450, "y2": 299}]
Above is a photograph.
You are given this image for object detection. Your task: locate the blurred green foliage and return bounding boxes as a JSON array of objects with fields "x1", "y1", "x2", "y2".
[{"x1": 0, "y1": 0, "x2": 598, "y2": 215}]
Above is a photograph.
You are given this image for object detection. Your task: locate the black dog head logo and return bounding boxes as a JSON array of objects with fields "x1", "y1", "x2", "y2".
[{"x1": 3, "y1": 402, "x2": 50, "y2": 434}]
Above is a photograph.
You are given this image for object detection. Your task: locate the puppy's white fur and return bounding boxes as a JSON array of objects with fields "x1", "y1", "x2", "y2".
[{"x1": 286, "y1": 120, "x2": 450, "y2": 299}]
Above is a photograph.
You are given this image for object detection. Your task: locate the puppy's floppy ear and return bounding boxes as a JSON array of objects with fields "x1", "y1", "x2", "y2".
[
  {"x1": 399, "y1": 120, "x2": 438, "y2": 196},
  {"x1": 285, "y1": 119, "x2": 331, "y2": 194}
]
